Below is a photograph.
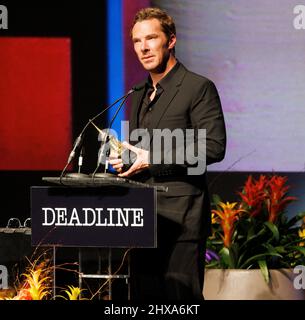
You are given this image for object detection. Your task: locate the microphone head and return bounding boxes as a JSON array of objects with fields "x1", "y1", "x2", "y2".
[{"x1": 132, "y1": 84, "x2": 145, "y2": 91}]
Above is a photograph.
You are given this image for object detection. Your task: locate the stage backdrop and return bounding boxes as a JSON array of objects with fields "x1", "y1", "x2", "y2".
[
  {"x1": 0, "y1": 37, "x2": 71, "y2": 170},
  {"x1": 152, "y1": 0, "x2": 305, "y2": 172}
]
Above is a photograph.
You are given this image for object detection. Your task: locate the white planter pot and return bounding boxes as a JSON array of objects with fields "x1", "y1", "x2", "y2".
[{"x1": 203, "y1": 269, "x2": 305, "y2": 300}]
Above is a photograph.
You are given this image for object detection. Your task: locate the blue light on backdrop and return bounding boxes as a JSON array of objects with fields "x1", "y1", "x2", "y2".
[{"x1": 107, "y1": 0, "x2": 125, "y2": 140}]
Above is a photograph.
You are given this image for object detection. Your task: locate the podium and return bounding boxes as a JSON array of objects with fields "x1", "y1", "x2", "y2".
[
  {"x1": 31, "y1": 174, "x2": 163, "y2": 300},
  {"x1": 42, "y1": 174, "x2": 167, "y2": 191}
]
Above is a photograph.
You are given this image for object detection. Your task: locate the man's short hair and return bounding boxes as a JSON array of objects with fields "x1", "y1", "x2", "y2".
[{"x1": 131, "y1": 7, "x2": 176, "y2": 41}]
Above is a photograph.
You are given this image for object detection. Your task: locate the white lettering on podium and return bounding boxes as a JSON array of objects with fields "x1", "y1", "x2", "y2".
[
  {"x1": 106, "y1": 208, "x2": 116, "y2": 226},
  {"x1": 96, "y1": 208, "x2": 107, "y2": 226},
  {"x1": 83, "y1": 208, "x2": 97, "y2": 226},
  {"x1": 41, "y1": 207, "x2": 144, "y2": 227},
  {"x1": 116, "y1": 208, "x2": 129, "y2": 227},
  {"x1": 42, "y1": 208, "x2": 56, "y2": 226},
  {"x1": 131, "y1": 208, "x2": 143, "y2": 227},
  {"x1": 67, "y1": 208, "x2": 82, "y2": 226},
  {"x1": 55, "y1": 208, "x2": 67, "y2": 226}
]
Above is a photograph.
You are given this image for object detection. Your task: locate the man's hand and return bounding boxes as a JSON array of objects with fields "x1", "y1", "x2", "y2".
[
  {"x1": 108, "y1": 141, "x2": 149, "y2": 177},
  {"x1": 108, "y1": 150, "x2": 124, "y2": 174}
]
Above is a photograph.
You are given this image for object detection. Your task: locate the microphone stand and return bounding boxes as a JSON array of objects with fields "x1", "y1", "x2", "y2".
[
  {"x1": 91, "y1": 94, "x2": 130, "y2": 179},
  {"x1": 59, "y1": 89, "x2": 134, "y2": 183}
]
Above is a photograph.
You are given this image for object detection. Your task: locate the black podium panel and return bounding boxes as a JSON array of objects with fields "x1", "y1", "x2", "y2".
[{"x1": 31, "y1": 186, "x2": 156, "y2": 248}]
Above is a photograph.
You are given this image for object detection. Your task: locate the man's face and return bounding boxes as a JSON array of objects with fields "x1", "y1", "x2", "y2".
[{"x1": 132, "y1": 18, "x2": 176, "y2": 73}]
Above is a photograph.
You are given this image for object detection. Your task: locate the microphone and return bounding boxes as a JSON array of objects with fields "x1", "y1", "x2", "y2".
[
  {"x1": 77, "y1": 147, "x2": 84, "y2": 173},
  {"x1": 91, "y1": 84, "x2": 145, "y2": 177},
  {"x1": 132, "y1": 84, "x2": 145, "y2": 91},
  {"x1": 92, "y1": 94, "x2": 130, "y2": 177},
  {"x1": 60, "y1": 85, "x2": 143, "y2": 180}
]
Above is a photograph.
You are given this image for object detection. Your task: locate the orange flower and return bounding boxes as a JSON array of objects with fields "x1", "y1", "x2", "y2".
[
  {"x1": 212, "y1": 202, "x2": 244, "y2": 247},
  {"x1": 265, "y1": 175, "x2": 297, "y2": 223},
  {"x1": 13, "y1": 288, "x2": 32, "y2": 300},
  {"x1": 238, "y1": 175, "x2": 267, "y2": 217}
]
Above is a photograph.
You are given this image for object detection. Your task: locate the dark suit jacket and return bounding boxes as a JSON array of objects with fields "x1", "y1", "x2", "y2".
[{"x1": 128, "y1": 63, "x2": 226, "y2": 241}]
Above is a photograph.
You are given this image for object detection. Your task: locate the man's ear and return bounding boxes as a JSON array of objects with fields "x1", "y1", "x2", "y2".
[{"x1": 168, "y1": 34, "x2": 177, "y2": 50}]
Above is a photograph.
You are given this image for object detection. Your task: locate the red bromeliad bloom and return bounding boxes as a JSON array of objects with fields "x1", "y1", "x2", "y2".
[
  {"x1": 212, "y1": 202, "x2": 244, "y2": 248},
  {"x1": 238, "y1": 175, "x2": 268, "y2": 218},
  {"x1": 265, "y1": 175, "x2": 297, "y2": 223}
]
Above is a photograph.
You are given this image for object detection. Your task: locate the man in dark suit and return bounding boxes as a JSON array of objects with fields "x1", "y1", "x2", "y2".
[{"x1": 109, "y1": 7, "x2": 226, "y2": 300}]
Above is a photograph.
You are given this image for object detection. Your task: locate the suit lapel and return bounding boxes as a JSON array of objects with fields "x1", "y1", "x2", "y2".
[
  {"x1": 149, "y1": 64, "x2": 187, "y2": 131},
  {"x1": 129, "y1": 64, "x2": 187, "y2": 139}
]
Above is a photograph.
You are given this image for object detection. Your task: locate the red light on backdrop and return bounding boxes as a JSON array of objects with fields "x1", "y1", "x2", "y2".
[{"x1": 0, "y1": 37, "x2": 71, "y2": 170}]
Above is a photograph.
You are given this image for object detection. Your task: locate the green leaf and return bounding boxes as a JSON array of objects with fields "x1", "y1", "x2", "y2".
[
  {"x1": 218, "y1": 245, "x2": 240, "y2": 268},
  {"x1": 258, "y1": 259, "x2": 269, "y2": 283},
  {"x1": 263, "y1": 243, "x2": 278, "y2": 255},
  {"x1": 240, "y1": 252, "x2": 282, "y2": 269},
  {"x1": 264, "y1": 221, "x2": 280, "y2": 242},
  {"x1": 246, "y1": 224, "x2": 256, "y2": 241},
  {"x1": 286, "y1": 211, "x2": 305, "y2": 228},
  {"x1": 229, "y1": 243, "x2": 239, "y2": 267},
  {"x1": 206, "y1": 260, "x2": 220, "y2": 268},
  {"x1": 212, "y1": 194, "x2": 222, "y2": 208},
  {"x1": 209, "y1": 239, "x2": 224, "y2": 246},
  {"x1": 274, "y1": 246, "x2": 286, "y2": 254},
  {"x1": 238, "y1": 228, "x2": 266, "y2": 251},
  {"x1": 290, "y1": 246, "x2": 305, "y2": 257},
  {"x1": 219, "y1": 247, "x2": 235, "y2": 268}
]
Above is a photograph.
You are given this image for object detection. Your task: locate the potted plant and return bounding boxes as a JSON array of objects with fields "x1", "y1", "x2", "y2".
[{"x1": 204, "y1": 174, "x2": 305, "y2": 300}]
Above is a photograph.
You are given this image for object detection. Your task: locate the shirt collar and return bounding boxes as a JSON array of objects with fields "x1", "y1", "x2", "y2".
[{"x1": 145, "y1": 60, "x2": 180, "y2": 91}]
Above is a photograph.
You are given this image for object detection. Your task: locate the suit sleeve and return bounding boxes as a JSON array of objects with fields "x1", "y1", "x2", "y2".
[
  {"x1": 148, "y1": 79, "x2": 226, "y2": 177},
  {"x1": 190, "y1": 80, "x2": 226, "y2": 165}
]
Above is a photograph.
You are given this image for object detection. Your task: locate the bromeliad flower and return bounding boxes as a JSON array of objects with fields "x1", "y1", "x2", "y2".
[
  {"x1": 265, "y1": 175, "x2": 297, "y2": 223},
  {"x1": 206, "y1": 175, "x2": 305, "y2": 282},
  {"x1": 58, "y1": 285, "x2": 86, "y2": 300},
  {"x1": 23, "y1": 268, "x2": 51, "y2": 300},
  {"x1": 211, "y1": 212, "x2": 218, "y2": 224},
  {"x1": 238, "y1": 175, "x2": 267, "y2": 218},
  {"x1": 4, "y1": 263, "x2": 51, "y2": 300},
  {"x1": 212, "y1": 202, "x2": 244, "y2": 248},
  {"x1": 12, "y1": 288, "x2": 33, "y2": 300},
  {"x1": 298, "y1": 229, "x2": 305, "y2": 247}
]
